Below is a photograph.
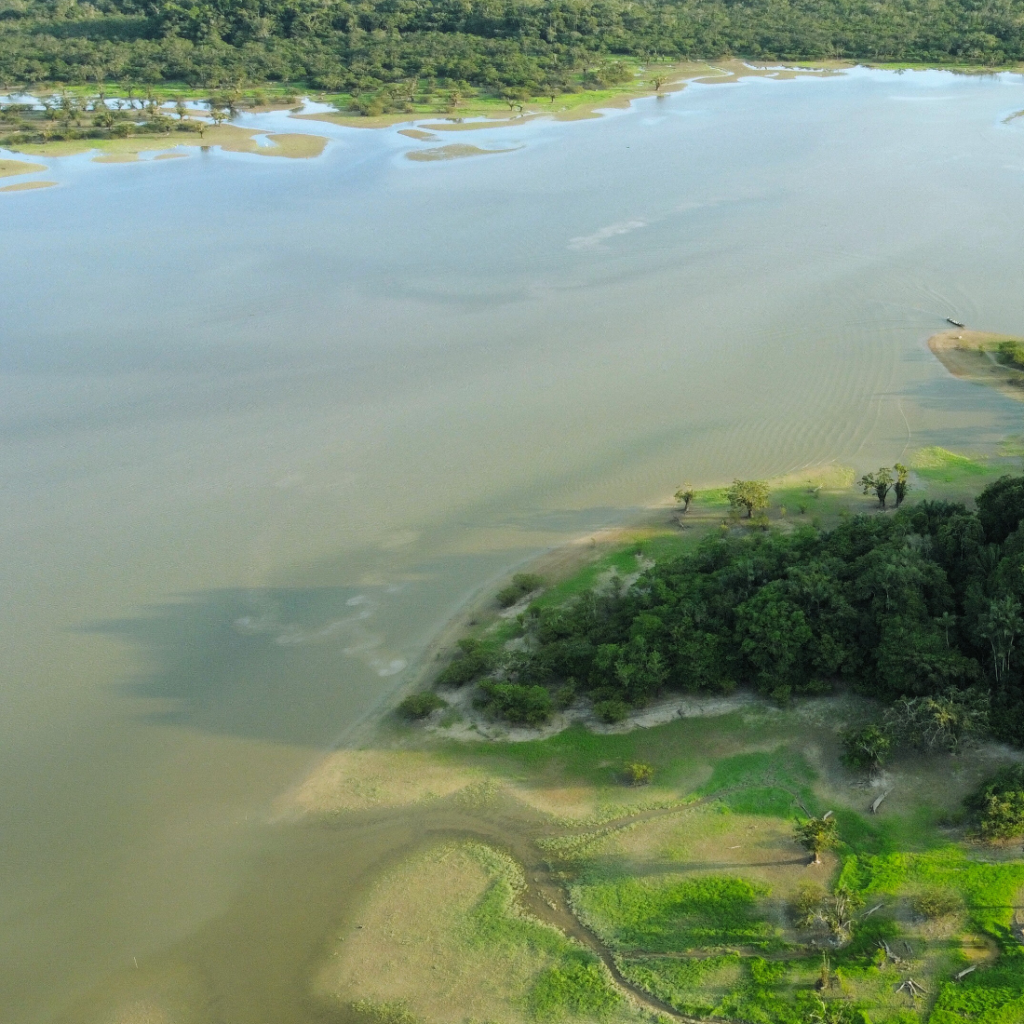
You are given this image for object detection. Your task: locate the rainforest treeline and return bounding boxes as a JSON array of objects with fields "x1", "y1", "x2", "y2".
[
  {"x1": 437, "y1": 475, "x2": 1024, "y2": 746},
  {"x1": 1, "y1": 0, "x2": 1023, "y2": 94}
]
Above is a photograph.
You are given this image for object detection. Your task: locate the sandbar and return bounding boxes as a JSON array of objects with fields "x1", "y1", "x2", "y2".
[
  {"x1": 0, "y1": 158, "x2": 47, "y2": 177},
  {"x1": 928, "y1": 328, "x2": 1024, "y2": 401},
  {"x1": 0, "y1": 180, "x2": 56, "y2": 192},
  {"x1": 406, "y1": 143, "x2": 518, "y2": 161}
]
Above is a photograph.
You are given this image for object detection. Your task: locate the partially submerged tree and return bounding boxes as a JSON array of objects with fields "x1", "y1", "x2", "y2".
[
  {"x1": 861, "y1": 466, "x2": 894, "y2": 508},
  {"x1": 795, "y1": 814, "x2": 840, "y2": 865},
  {"x1": 727, "y1": 479, "x2": 770, "y2": 519}
]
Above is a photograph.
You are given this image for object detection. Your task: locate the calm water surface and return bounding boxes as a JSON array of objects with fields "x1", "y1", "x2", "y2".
[{"x1": 2, "y1": 67, "x2": 1024, "y2": 1022}]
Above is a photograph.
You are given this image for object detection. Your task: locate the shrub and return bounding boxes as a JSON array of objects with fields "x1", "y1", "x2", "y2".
[
  {"x1": 436, "y1": 638, "x2": 496, "y2": 688},
  {"x1": 396, "y1": 692, "x2": 446, "y2": 719},
  {"x1": 623, "y1": 762, "x2": 654, "y2": 786},
  {"x1": 997, "y1": 340, "x2": 1024, "y2": 370},
  {"x1": 478, "y1": 681, "x2": 553, "y2": 726},
  {"x1": 497, "y1": 572, "x2": 545, "y2": 608},
  {"x1": 966, "y1": 764, "x2": 1024, "y2": 840},
  {"x1": 841, "y1": 724, "x2": 891, "y2": 771},
  {"x1": 789, "y1": 883, "x2": 825, "y2": 928},
  {"x1": 909, "y1": 886, "x2": 963, "y2": 919},
  {"x1": 594, "y1": 699, "x2": 629, "y2": 724}
]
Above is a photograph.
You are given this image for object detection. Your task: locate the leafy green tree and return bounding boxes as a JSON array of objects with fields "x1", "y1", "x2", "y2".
[
  {"x1": 893, "y1": 463, "x2": 910, "y2": 508},
  {"x1": 727, "y1": 479, "x2": 770, "y2": 519},
  {"x1": 737, "y1": 581, "x2": 813, "y2": 697},
  {"x1": 674, "y1": 484, "x2": 695, "y2": 513},
  {"x1": 397, "y1": 691, "x2": 446, "y2": 719},
  {"x1": 795, "y1": 815, "x2": 840, "y2": 865},
  {"x1": 623, "y1": 762, "x2": 654, "y2": 785},
  {"x1": 841, "y1": 724, "x2": 891, "y2": 771},
  {"x1": 967, "y1": 764, "x2": 1024, "y2": 840},
  {"x1": 861, "y1": 466, "x2": 894, "y2": 508},
  {"x1": 976, "y1": 593, "x2": 1022, "y2": 684},
  {"x1": 436, "y1": 638, "x2": 496, "y2": 687},
  {"x1": 478, "y1": 680, "x2": 552, "y2": 726},
  {"x1": 975, "y1": 474, "x2": 1024, "y2": 543}
]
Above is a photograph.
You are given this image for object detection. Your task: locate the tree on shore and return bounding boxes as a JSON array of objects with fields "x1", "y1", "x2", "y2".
[
  {"x1": 795, "y1": 814, "x2": 840, "y2": 865},
  {"x1": 727, "y1": 479, "x2": 770, "y2": 519},
  {"x1": 861, "y1": 467, "x2": 894, "y2": 508},
  {"x1": 674, "y1": 484, "x2": 695, "y2": 513},
  {"x1": 893, "y1": 463, "x2": 910, "y2": 507}
]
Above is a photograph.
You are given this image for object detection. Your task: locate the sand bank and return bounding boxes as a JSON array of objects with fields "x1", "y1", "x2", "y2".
[{"x1": 928, "y1": 328, "x2": 1024, "y2": 401}]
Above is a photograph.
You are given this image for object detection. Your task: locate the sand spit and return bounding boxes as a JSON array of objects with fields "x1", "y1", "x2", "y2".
[
  {"x1": 282, "y1": 748, "x2": 486, "y2": 814},
  {"x1": 10, "y1": 124, "x2": 327, "y2": 162},
  {"x1": 406, "y1": 143, "x2": 518, "y2": 161},
  {"x1": 0, "y1": 157, "x2": 47, "y2": 177},
  {"x1": 0, "y1": 179, "x2": 56, "y2": 191},
  {"x1": 928, "y1": 328, "x2": 1024, "y2": 401}
]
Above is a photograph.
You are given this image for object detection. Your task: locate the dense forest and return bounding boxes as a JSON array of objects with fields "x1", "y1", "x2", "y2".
[
  {"x1": 434, "y1": 475, "x2": 1024, "y2": 752},
  {"x1": 0, "y1": 0, "x2": 1023, "y2": 99}
]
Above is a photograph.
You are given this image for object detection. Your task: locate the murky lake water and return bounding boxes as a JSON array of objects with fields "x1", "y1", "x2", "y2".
[{"x1": 2, "y1": 66, "x2": 1024, "y2": 1022}]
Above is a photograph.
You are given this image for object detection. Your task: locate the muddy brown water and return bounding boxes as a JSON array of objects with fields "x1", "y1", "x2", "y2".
[{"x1": 4, "y1": 67, "x2": 1024, "y2": 1021}]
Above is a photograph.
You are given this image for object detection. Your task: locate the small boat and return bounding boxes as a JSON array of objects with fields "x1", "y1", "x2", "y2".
[{"x1": 946, "y1": 318, "x2": 965, "y2": 328}]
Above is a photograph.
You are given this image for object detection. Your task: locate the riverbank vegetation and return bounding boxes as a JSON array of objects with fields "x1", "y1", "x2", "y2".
[
  {"x1": 303, "y1": 692, "x2": 1024, "y2": 1024},
  {"x1": 428, "y1": 466, "x2": 1024, "y2": 756},
  {"x1": 1, "y1": 0, "x2": 1023, "y2": 109}
]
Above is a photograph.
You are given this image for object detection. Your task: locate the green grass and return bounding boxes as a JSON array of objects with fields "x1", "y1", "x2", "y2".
[
  {"x1": 528, "y1": 955, "x2": 622, "y2": 1020},
  {"x1": 572, "y1": 875, "x2": 781, "y2": 953},
  {"x1": 616, "y1": 954, "x2": 741, "y2": 1017},
  {"x1": 437, "y1": 714, "x2": 752, "y2": 790},
  {"x1": 836, "y1": 845, "x2": 1024, "y2": 942},
  {"x1": 911, "y1": 447, "x2": 992, "y2": 482},
  {"x1": 697, "y1": 748, "x2": 818, "y2": 816},
  {"x1": 461, "y1": 844, "x2": 623, "y2": 1021},
  {"x1": 929, "y1": 950, "x2": 1024, "y2": 1024}
]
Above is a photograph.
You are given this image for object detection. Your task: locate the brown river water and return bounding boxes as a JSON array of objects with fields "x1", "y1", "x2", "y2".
[{"x1": 2, "y1": 67, "x2": 1024, "y2": 1022}]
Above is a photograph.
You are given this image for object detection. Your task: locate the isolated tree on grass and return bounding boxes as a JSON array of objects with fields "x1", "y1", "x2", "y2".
[
  {"x1": 861, "y1": 466, "x2": 894, "y2": 508},
  {"x1": 796, "y1": 814, "x2": 840, "y2": 865},
  {"x1": 674, "y1": 484, "x2": 695, "y2": 513},
  {"x1": 727, "y1": 479, "x2": 770, "y2": 519}
]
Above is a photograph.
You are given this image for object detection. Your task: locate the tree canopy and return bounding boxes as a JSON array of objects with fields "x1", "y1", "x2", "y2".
[
  {"x1": 439, "y1": 474, "x2": 1024, "y2": 743},
  {"x1": 1, "y1": 0, "x2": 1023, "y2": 96}
]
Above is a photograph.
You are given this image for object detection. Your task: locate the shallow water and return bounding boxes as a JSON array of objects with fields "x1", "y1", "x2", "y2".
[{"x1": 2, "y1": 67, "x2": 1024, "y2": 1022}]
